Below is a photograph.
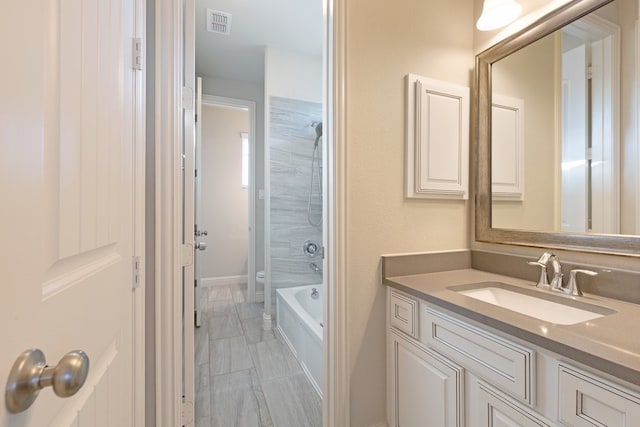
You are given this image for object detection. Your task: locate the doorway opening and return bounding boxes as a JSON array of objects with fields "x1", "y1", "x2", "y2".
[
  {"x1": 190, "y1": 0, "x2": 325, "y2": 425},
  {"x1": 194, "y1": 94, "x2": 258, "y2": 331},
  {"x1": 560, "y1": 14, "x2": 620, "y2": 233}
]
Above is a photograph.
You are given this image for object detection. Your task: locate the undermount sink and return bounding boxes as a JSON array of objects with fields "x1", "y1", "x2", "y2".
[{"x1": 450, "y1": 282, "x2": 616, "y2": 326}]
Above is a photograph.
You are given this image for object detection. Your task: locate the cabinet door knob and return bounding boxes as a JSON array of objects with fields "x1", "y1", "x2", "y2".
[{"x1": 5, "y1": 349, "x2": 90, "y2": 413}]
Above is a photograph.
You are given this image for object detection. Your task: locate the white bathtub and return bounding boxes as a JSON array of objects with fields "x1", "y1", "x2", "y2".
[{"x1": 276, "y1": 284, "x2": 323, "y2": 397}]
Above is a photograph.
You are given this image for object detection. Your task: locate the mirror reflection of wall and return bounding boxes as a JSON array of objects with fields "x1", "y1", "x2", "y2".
[{"x1": 490, "y1": 0, "x2": 639, "y2": 236}]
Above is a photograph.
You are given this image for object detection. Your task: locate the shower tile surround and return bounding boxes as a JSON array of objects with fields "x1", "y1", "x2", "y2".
[
  {"x1": 269, "y1": 97, "x2": 323, "y2": 294},
  {"x1": 195, "y1": 285, "x2": 322, "y2": 427}
]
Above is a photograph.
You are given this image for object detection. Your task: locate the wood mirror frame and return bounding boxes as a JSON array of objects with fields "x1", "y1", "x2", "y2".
[{"x1": 474, "y1": 0, "x2": 640, "y2": 256}]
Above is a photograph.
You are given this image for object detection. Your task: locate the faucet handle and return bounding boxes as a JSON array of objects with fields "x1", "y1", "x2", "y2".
[
  {"x1": 535, "y1": 252, "x2": 554, "y2": 265},
  {"x1": 526, "y1": 261, "x2": 550, "y2": 288},
  {"x1": 565, "y1": 269, "x2": 598, "y2": 297}
]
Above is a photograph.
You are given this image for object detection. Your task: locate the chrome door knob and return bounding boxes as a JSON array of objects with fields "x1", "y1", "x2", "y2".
[
  {"x1": 6, "y1": 349, "x2": 90, "y2": 413},
  {"x1": 195, "y1": 242, "x2": 207, "y2": 251}
]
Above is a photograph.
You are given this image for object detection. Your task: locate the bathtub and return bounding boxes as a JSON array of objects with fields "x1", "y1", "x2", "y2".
[{"x1": 276, "y1": 284, "x2": 323, "y2": 398}]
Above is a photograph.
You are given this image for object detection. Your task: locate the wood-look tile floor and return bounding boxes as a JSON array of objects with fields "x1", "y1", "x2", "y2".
[{"x1": 195, "y1": 285, "x2": 322, "y2": 427}]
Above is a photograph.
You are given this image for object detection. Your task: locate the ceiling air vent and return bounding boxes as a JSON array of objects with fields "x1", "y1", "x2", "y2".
[{"x1": 206, "y1": 9, "x2": 232, "y2": 35}]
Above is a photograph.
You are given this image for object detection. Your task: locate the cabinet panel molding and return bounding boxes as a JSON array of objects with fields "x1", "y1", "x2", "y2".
[
  {"x1": 390, "y1": 290, "x2": 418, "y2": 338},
  {"x1": 476, "y1": 381, "x2": 551, "y2": 427},
  {"x1": 558, "y1": 364, "x2": 640, "y2": 426},
  {"x1": 492, "y1": 94, "x2": 525, "y2": 201},
  {"x1": 422, "y1": 307, "x2": 535, "y2": 405},
  {"x1": 405, "y1": 74, "x2": 469, "y2": 199},
  {"x1": 389, "y1": 331, "x2": 464, "y2": 427}
]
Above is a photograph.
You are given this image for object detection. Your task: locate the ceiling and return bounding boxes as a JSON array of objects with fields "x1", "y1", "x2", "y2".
[{"x1": 195, "y1": 0, "x2": 323, "y2": 83}]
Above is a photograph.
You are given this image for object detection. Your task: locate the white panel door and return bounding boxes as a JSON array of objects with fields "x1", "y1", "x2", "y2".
[
  {"x1": 0, "y1": 0, "x2": 139, "y2": 425},
  {"x1": 561, "y1": 44, "x2": 588, "y2": 232}
]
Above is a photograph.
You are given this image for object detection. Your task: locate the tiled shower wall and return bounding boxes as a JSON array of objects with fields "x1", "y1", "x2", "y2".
[{"x1": 270, "y1": 97, "x2": 323, "y2": 293}]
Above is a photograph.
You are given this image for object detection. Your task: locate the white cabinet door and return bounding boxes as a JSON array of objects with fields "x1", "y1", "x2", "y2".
[
  {"x1": 474, "y1": 381, "x2": 551, "y2": 427},
  {"x1": 389, "y1": 331, "x2": 463, "y2": 427},
  {"x1": 0, "y1": 0, "x2": 140, "y2": 425}
]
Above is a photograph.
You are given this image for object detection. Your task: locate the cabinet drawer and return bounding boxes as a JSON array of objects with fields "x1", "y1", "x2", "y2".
[
  {"x1": 390, "y1": 291, "x2": 418, "y2": 338},
  {"x1": 422, "y1": 307, "x2": 535, "y2": 404},
  {"x1": 558, "y1": 364, "x2": 640, "y2": 426}
]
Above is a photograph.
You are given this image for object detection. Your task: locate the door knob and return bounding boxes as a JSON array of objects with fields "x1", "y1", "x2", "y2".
[
  {"x1": 195, "y1": 242, "x2": 207, "y2": 251},
  {"x1": 5, "y1": 349, "x2": 90, "y2": 413}
]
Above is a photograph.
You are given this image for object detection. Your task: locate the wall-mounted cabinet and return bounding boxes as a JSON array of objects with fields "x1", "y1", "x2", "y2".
[{"x1": 405, "y1": 74, "x2": 469, "y2": 200}]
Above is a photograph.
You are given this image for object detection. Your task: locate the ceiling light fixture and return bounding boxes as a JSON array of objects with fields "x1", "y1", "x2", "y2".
[{"x1": 476, "y1": 0, "x2": 522, "y2": 31}]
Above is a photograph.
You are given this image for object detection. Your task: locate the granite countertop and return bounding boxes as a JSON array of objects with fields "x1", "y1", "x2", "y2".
[{"x1": 384, "y1": 268, "x2": 640, "y2": 387}]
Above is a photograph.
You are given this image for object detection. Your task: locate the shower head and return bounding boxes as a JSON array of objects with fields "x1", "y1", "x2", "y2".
[{"x1": 313, "y1": 122, "x2": 323, "y2": 148}]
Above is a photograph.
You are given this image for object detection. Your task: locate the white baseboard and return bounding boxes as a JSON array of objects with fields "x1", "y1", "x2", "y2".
[
  {"x1": 369, "y1": 422, "x2": 389, "y2": 427},
  {"x1": 200, "y1": 275, "x2": 247, "y2": 287}
]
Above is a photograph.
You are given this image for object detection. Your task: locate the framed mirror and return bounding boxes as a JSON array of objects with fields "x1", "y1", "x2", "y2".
[{"x1": 475, "y1": 0, "x2": 640, "y2": 255}]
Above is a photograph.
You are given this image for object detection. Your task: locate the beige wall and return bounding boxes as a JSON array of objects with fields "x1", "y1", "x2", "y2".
[
  {"x1": 199, "y1": 104, "x2": 250, "y2": 279},
  {"x1": 201, "y1": 77, "x2": 267, "y2": 273},
  {"x1": 346, "y1": 0, "x2": 474, "y2": 424}
]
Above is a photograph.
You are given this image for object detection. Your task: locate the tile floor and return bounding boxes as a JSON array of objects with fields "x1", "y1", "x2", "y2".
[{"x1": 195, "y1": 285, "x2": 322, "y2": 427}]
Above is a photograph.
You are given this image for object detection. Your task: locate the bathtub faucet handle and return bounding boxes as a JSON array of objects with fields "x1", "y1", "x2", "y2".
[
  {"x1": 311, "y1": 288, "x2": 319, "y2": 299},
  {"x1": 309, "y1": 262, "x2": 322, "y2": 273}
]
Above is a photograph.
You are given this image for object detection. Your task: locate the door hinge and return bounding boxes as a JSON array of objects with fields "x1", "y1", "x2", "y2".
[
  {"x1": 132, "y1": 38, "x2": 142, "y2": 71},
  {"x1": 181, "y1": 399, "x2": 194, "y2": 426},
  {"x1": 132, "y1": 256, "x2": 141, "y2": 289},
  {"x1": 587, "y1": 64, "x2": 593, "y2": 80},
  {"x1": 182, "y1": 86, "x2": 194, "y2": 110},
  {"x1": 181, "y1": 244, "x2": 194, "y2": 267}
]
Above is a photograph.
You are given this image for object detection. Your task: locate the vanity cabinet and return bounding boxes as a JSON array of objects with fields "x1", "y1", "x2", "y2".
[{"x1": 386, "y1": 287, "x2": 640, "y2": 427}]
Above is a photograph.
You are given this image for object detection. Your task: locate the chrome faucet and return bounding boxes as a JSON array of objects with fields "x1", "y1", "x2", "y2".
[
  {"x1": 527, "y1": 252, "x2": 563, "y2": 291},
  {"x1": 529, "y1": 252, "x2": 597, "y2": 297}
]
